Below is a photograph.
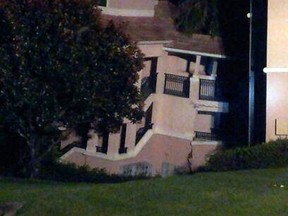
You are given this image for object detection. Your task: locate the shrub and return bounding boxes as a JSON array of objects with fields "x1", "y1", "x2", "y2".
[
  {"x1": 206, "y1": 139, "x2": 288, "y2": 171},
  {"x1": 40, "y1": 162, "x2": 131, "y2": 183}
]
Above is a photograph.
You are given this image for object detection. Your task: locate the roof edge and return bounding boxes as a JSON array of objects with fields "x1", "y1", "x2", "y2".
[{"x1": 163, "y1": 47, "x2": 227, "y2": 59}]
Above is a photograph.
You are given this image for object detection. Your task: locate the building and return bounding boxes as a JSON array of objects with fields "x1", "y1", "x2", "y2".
[
  {"x1": 60, "y1": 0, "x2": 231, "y2": 176},
  {"x1": 264, "y1": 0, "x2": 288, "y2": 141}
]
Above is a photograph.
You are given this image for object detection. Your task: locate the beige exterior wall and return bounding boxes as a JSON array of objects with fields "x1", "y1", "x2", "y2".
[
  {"x1": 62, "y1": 134, "x2": 218, "y2": 176},
  {"x1": 153, "y1": 94, "x2": 195, "y2": 140},
  {"x1": 267, "y1": 0, "x2": 288, "y2": 67},
  {"x1": 266, "y1": 73, "x2": 288, "y2": 140},
  {"x1": 266, "y1": 0, "x2": 288, "y2": 140},
  {"x1": 195, "y1": 114, "x2": 214, "y2": 133}
]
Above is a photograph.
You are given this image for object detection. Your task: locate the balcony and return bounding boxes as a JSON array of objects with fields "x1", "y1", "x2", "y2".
[
  {"x1": 193, "y1": 131, "x2": 221, "y2": 141},
  {"x1": 199, "y1": 79, "x2": 224, "y2": 101},
  {"x1": 164, "y1": 73, "x2": 190, "y2": 98},
  {"x1": 141, "y1": 73, "x2": 157, "y2": 100}
]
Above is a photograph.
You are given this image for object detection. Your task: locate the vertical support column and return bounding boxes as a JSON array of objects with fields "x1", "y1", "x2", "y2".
[
  {"x1": 190, "y1": 76, "x2": 200, "y2": 101},
  {"x1": 125, "y1": 123, "x2": 137, "y2": 152},
  {"x1": 212, "y1": 60, "x2": 218, "y2": 77},
  {"x1": 86, "y1": 130, "x2": 98, "y2": 153},
  {"x1": 157, "y1": 51, "x2": 168, "y2": 94},
  {"x1": 194, "y1": 55, "x2": 202, "y2": 76},
  {"x1": 107, "y1": 132, "x2": 121, "y2": 156}
]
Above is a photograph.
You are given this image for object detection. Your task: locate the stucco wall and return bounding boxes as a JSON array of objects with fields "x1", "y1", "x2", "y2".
[
  {"x1": 266, "y1": 0, "x2": 288, "y2": 140},
  {"x1": 153, "y1": 94, "x2": 195, "y2": 140},
  {"x1": 195, "y1": 114, "x2": 214, "y2": 133},
  {"x1": 266, "y1": 73, "x2": 288, "y2": 140},
  {"x1": 63, "y1": 134, "x2": 219, "y2": 176},
  {"x1": 267, "y1": 0, "x2": 288, "y2": 67}
]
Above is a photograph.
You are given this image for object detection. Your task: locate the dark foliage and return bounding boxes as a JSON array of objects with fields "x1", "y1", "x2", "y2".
[
  {"x1": 175, "y1": 0, "x2": 219, "y2": 36},
  {"x1": 206, "y1": 139, "x2": 288, "y2": 171},
  {"x1": 0, "y1": 128, "x2": 30, "y2": 177}
]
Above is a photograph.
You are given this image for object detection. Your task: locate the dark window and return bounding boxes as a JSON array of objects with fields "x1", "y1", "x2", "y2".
[{"x1": 119, "y1": 124, "x2": 128, "y2": 154}]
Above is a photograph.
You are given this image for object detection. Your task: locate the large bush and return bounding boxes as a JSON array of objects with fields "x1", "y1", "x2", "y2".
[{"x1": 206, "y1": 139, "x2": 288, "y2": 171}]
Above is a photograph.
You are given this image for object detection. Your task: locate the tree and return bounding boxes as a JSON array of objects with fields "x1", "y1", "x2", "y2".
[
  {"x1": 0, "y1": 0, "x2": 144, "y2": 177},
  {"x1": 175, "y1": 0, "x2": 219, "y2": 36}
]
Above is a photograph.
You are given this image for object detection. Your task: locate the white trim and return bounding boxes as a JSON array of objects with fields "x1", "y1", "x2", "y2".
[
  {"x1": 263, "y1": 67, "x2": 288, "y2": 73},
  {"x1": 60, "y1": 130, "x2": 154, "y2": 161},
  {"x1": 99, "y1": 6, "x2": 154, "y2": 17},
  {"x1": 191, "y1": 100, "x2": 229, "y2": 113},
  {"x1": 163, "y1": 47, "x2": 227, "y2": 59},
  {"x1": 153, "y1": 128, "x2": 193, "y2": 141},
  {"x1": 192, "y1": 140, "x2": 222, "y2": 146}
]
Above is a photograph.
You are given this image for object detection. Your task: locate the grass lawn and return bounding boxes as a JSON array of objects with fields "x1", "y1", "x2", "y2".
[{"x1": 1, "y1": 168, "x2": 288, "y2": 216}]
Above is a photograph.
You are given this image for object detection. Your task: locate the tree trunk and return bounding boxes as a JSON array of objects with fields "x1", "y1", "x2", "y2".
[{"x1": 28, "y1": 135, "x2": 41, "y2": 178}]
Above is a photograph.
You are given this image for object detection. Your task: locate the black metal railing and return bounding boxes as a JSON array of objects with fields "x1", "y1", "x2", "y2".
[
  {"x1": 199, "y1": 79, "x2": 224, "y2": 101},
  {"x1": 135, "y1": 123, "x2": 153, "y2": 144},
  {"x1": 199, "y1": 79, "x2": 216, "y2": 100},
  {"x1": 164, "y1": 73, "x2": 190, "y2": 98},
  {"x1": 118, "y1": 124, "x2": 127, "y2": 154},
  {"x1": 61, "y1": 142, "x2": 86, "y2": 155},
  {"x1": 96, "y1": 146, "x2": 108, "y2": 154},
  {"x1": 119, "y1": 147, "x2": 128, "y2": 154},
  {"x1": 194, "y1": 131, "x2": 220, "y2": 141},
  {"x1": 135, "y1": 103, "x2": 153, "y2": 145},
  {"x1": 96, "y1": 132, "x2": 109, "y2": 154},
  {"x1": 141, "y1": 73, "x2": 158, "y2": 100}
]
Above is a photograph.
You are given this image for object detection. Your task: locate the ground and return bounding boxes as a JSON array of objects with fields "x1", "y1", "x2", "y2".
[{"x1": 1, "y1": 168, "x2": 288, "y2": 215}]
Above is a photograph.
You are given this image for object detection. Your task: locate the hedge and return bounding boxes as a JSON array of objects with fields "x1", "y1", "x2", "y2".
[{"x1": 206, "y1": 139, "x2": 288, "y2": 171}]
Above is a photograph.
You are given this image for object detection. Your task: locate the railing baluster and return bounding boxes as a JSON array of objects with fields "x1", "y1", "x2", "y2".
[
  {"x1": 199, "y1": 79, "x2": 219, "y2": 101},
  {"x1": 164, "y1": 73, "x2": 190, "y2": 98},
  {"x1": 194, "y1": 131, "x2": 220, "y2": 141}
]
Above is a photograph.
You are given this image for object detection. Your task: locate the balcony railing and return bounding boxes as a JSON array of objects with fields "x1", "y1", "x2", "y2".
[
  {"x1": 135, "y1": 123, "x2": 153, "y2": 144},
  {"x1": 135, "y1": 103, "x2": 153, "y2": 145},
  {"x1": 119, "y1": 147, "x2": 128, "y2": 154},
  {"x1": 96, "y1": 132, "x2": 109, "y2": 154},
  {"x1": 164, "y1": 73, "x2": 190, "y2": 98},
  {"x1": 199, "y1": 79, "x2": 224, "y2": 101},
  {"x1": 96, "y1": 146, "x2": 108, "y2": 154},
  {"x1": 118, "y1": 124, "x2": 128, "y2": 154},
  {"x1": 61, "y1": 142, "x2": 86, "y2": 155},
  {"x1": 141, "y1": 73, "x2": 158, "y2": 100},
  {"x1": 194, "y1": 131, "x2": 221, "y2": 141}
]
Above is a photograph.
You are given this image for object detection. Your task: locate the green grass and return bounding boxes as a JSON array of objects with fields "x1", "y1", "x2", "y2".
[{"x1": 1, "y1": 168, "x2": 288, "y2": 216}]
